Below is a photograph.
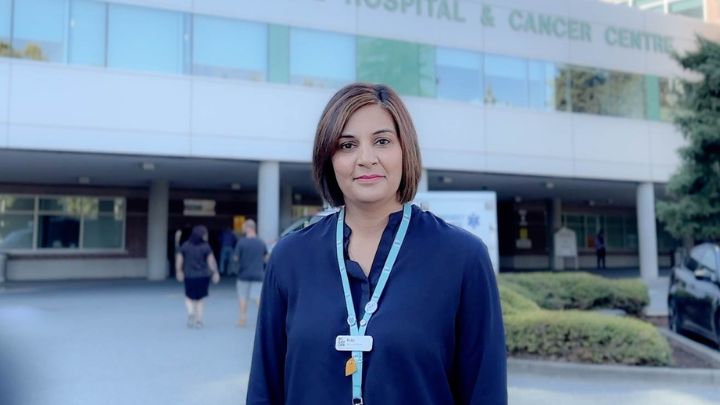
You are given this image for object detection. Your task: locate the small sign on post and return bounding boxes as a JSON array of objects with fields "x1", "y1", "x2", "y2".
[{"x1": 554, "y1": 227, "x2": 578, "y2": 270}]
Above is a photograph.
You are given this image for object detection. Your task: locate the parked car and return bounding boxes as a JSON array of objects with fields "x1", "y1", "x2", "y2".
[{"x1": 668, "y1": 242, "x2": 720, "y2": 347}]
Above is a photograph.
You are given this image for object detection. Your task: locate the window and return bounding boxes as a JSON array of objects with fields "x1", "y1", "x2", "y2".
[
  {"x1": 357, "y1": 37, "x2": 435, "y2": 97},
  {"x1": 0, "y1": 195, "x2": 127, "y2": 250},
  {"x1": 435, "y1": 47, "x2": 483, "y2": 103},
  {"x1": 0, "y1": 195, "x2": 35, "y2": 250},
  {"x1": 669, "y1": 0, "x2": 704, "y2": 19},
  {"x1": 193, "y1": 15, "x2": 267, "y2": 80},
  {"x1": 565, "y1": 67, "x2": 645, "y2": 118},
  {"x1": 69, "y1": 0, "x2": 106, "y2": 66},
  {"x1": 659, "y1": 77, "x2": 681, "y2": 122},
  {"x1": 563, "y1": 213, "x2": 638, "y2": 251},
  {"x1": 108, "y1": 5, "x2": 188, "y2": 74},
  {"x1": 484, "y1": 54, "x2": 528, "y2": 107},
  {"x1": 82, "y1": 198, "x2": 125, "y2": 248},
  {"x1": 528, "y1": 61, "x2": 557, "y2": 111},
  {"x1": 290, "y1": 28, "x2": 355, "y2": 88},
  {"x1": 13, "y1": 0, "x2": 69, "y2": 62},
  {"x1": 0, "y1": 0, "x2": 10, "y2": 56}
]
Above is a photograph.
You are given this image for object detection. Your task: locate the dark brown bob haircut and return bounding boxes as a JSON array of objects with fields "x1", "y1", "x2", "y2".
[{"x1": 312, "y1": 83, "x2": 423, "y2": 207}]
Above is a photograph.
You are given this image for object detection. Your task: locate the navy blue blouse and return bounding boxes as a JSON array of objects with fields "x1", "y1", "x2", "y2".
[{"x1": 247, "y1": 204, "x2": 507, "y2": 404}]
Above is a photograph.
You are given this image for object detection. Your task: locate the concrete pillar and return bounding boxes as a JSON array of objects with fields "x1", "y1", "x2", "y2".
[
  {"x1": 147, "y1": 180, "x2": 169, "y2": 281},
  {"x1": 637, "y1": 182, "x2": 659, "y2": 281},
  {"x1": 280, "y1": 184, "x2": 293, "y2": 230},
  {"x1": 418, "y1": 169, "x2": 429, "y2": 193},
  {"x1": 258, "y1": 161, "x2": 280, "y2": 243}
]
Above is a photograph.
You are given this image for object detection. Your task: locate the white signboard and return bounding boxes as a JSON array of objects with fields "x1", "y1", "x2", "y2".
[
  {"x1": 413, "y1": 192, "x2": 499, "y2": 273},
  {"x1": 554, "y1": 227, "x2": 578, "y2": 270},
  {"x1": 554, "y1": 227, "x2": 577, "y2": 257}
]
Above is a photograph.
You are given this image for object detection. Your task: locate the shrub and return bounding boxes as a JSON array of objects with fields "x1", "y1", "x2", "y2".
[
  {"x1": 499, "y1": 272, "x2": 648, "y2": 316},
  {"x1": 499, "y1": 283, "x2": 540, "y2": 316},
  {"x1": 505, "y1": 310, "x2": 672, "y2": 366}
]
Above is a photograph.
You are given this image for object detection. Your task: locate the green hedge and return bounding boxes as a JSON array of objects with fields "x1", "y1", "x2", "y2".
[
  {"x1": 504, "y1": 310, "x2": 672, "y2": 366},
  {"x1": 499, "y1": 283, "x2": 539, "y2": 316},
  {"x1": 499, "y1": 272, "x2": 648, "y2": 316}
]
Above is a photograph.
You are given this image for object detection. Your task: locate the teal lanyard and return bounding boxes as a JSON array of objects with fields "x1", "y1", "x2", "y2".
[{"x1": 335, "y1": 203, "x2": 412, "y2": 405}]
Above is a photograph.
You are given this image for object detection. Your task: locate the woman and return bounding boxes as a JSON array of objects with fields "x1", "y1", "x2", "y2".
[
  {"x1": 247, "y1": 84, "x2": 506, "y2": 404},
  {"x1": 175, "y1": 225, "x2": 220, "y2": 329}
]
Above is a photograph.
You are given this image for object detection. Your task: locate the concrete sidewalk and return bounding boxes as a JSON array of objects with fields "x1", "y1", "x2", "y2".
[{"x1": 0, "y1": 279, "x2": 715, "y2": 405}]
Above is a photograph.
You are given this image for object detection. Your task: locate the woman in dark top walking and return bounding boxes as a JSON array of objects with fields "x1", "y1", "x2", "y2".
[
  {"x1": 247, "y1": 83, "x2": 507, "y2": 404},
  {"x1": 175, "y1": 225, "x2": 220, "y2": 329}
]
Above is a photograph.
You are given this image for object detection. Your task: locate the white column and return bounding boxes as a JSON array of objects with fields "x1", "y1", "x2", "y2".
[
  {"x1": 637, "y1": 182, "x2": 659, "y2": 281},
  {"x1": 280, "y1": 184, "x2": 293, "y2": 230},
  {"x1": 147, "y1": 180, "x2": 169, "y2": 281},
  {"x1": 258, "y1": 161, "x2": 280, "y2": 243},
  {"x1": 418, "y1": 169, "x2": 429, "y2": 193}
]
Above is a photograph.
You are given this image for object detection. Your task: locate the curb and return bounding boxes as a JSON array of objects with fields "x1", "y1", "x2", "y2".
[
  {"x1": 658, "y1": 327, "x2": 720, "y2": 367},
  {"x1": 508, "y1": 358, "x2": 720, "y2": 386}
]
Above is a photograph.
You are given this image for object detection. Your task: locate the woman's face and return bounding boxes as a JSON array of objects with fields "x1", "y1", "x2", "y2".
[{"x1": 331, "y1": 104, "x2": 403, "y2": 208}]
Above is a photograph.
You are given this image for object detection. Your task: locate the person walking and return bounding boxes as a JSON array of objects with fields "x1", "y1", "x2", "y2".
[
  {"x1": 247, "y1": 83, "x2": 507, "y2": 404},
  {"x1": 234, "y1": 219, "x2": 267, "y2": 327},
  {"x1": 596, "y1": 229, "x2": 607, "y2": 269},
  {"x1": 175, "y1": 225, "x2": 220, "y2": 329},
  {"x1": 219, "y1": 227, "x2": 237, "y2": 276}
]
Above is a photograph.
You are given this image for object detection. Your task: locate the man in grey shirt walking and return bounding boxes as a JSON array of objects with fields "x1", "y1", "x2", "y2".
[{"x1": 233, "y1": 219, "x2": 267, "y2": 326}]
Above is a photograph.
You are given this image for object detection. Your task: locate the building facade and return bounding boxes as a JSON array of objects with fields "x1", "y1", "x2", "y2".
[{"x1": 0, "y1": 0, "x2": 719, "y2": 281}]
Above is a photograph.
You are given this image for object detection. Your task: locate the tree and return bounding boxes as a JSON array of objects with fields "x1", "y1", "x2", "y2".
[{"x1": 657, "y1": 36, "x2": 720, "y2": 242}]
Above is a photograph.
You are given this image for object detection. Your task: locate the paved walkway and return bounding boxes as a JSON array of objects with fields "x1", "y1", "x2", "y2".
[{"x1": 0, "y1": 279, "x2": 713, "y2": 405}]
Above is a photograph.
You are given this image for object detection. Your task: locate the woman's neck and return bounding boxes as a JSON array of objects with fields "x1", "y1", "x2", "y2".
[{"x1": 344, "y1": 199, "x2": 403, "y2": 235}]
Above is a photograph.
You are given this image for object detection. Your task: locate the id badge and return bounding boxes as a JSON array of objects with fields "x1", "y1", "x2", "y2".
[{"x1": 335, "y1": 335, "x2": 373, "y2": 352}]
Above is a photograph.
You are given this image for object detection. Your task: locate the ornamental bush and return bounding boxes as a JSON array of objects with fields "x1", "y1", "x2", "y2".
[
  {"x1": 498, "y1": 283, "x2": 539, "y2": 316},
  {"x1": 504, "y1": 310, "x2": 672, "y2": 366},
  {"x1": 499, "y1": 272, "x2": 648, "y2": 316}
]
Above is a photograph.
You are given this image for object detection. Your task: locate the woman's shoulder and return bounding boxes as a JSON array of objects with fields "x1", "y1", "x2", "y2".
[{"x1": 271, "y1": 212, "x2": 336, "y2": 259}]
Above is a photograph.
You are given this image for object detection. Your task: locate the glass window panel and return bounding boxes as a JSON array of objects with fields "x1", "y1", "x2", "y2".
[
  {"x1": 669, "y1": 0, "x2": 704, "y2": 19},
  {"x1": 659, "y1": 77, "x2": 681, "y2": 122},
  {"x1": 39, "y1": 197, "x2": 97, "y2": 216},
  {"x1": 564, "y1": 214, "x2": 585, "y2": 249},
  {"x1": 39, "y1": 197, "x2": 66, "y2": 212},
  {"x1": 569, "y1": 68, "x2": 644, "y2": 118},
  {"x1": 0, "y1": 195, "x2": 34, "y2": 212},
  {"x1": 38, "y1": 215, "x2": 80, "y2": 248},
  {"x1": 13, "y1": 0, "x2": 69, "y2": 62},
  {"x1": 0, "y1": 0, "x2": 10, "y2": 51},
  {"x1": 108, "y1": 5, "x2": 186, "y2": 74},
  {"x1": 98, "y1": 198, "x2": 124, "y2": 215},
  {"x1": 605, "y1": 216, "x2": 624, "y2": 249},
  {"x1": 528, "y1": 61, "x2": 557, "y2": 110},
  {"x1": 603, "y1": 72, "x2": 645, "y2": 118},
  {"x1": 0, "y1": 214, "x2": 34, "y2": 250},
  {"x1": 357, "y1": 37, "x2": 435, "y2": 97},
  {"x1": 69, "y1": 0, "x2": 106, "y2": 66},
  {"x1": 484, "y1": 54, "x2": 528, "y2": 107},
  {"x1": 290, "y1": 28, "x2": 354, "y2": 88},
  {"x1": 193, "y1": 15, "x2": 267, "y2": 80},
  {"x1": 624, "y1": 216, "x2": 638, "y2": 250},
  {"x1": 268, "y1": 24, "x2": 289, "y2": 84},
  {"x1": 554, "y1": 65, "x2": 572, "y2": 112},
  {"x1": 568, "y1": 67, "x2": 604, "y2": 115},
  {"x1": 645, "y1": 76, "x2": 660, "y2": 121},
  {"x1": 83, "y1": 216, "x2": 123, "y2": 248},
  {"x1": 435, "y1": 47, "x2": 482, "y2": 103}
]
